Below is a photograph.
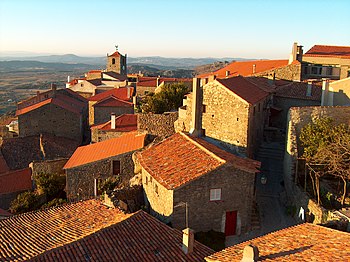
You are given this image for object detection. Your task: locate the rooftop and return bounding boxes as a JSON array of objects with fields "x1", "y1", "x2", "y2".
[
  {"x1": 137, "y1": 76, "x2": 192, "y2": 87},
  {"x1": 0, "y1": 199, "x2": 131, "y2": 261},
  {"x1": 88, "y1": 87, "x2": 133, "y2": 102},
  {"x1": 31, "y1": 210, "x2": 214, "y2": 261},
  {"x1": 102, "y1": 71, "x2": 127, "y2": 81},
  {"x1": 205, "y1": 223, "x2": 350, "y2": 261},
  {"x1": 64, "y1": 131, "x2": 146, "y2": 169},
  {"x1": 93, "y1": 96, "x2": 134, "y2": 107},
  {"x1": 138, "y1": 132, "x2": 260, "y2": 190},
  {"x1": 91, "y1": 114, "x2": 137, "y2": 132},
  {"x1": 304, "y1": 45, "x2": 350, "y2": 59},
  {"x1": 216, "y1": 76, "x2": 270, "y2": 104},
  {"x1": 198, "y1": 59, "x2": 292, "y2": 78},
  {"x1": 0, "y1": 168, "x2": 32, "y2": 195},
  {"x1": 275, "y1": 81, "x2": 322, "y2": 101}
]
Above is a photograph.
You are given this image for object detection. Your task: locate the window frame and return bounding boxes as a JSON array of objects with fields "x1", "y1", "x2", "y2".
[{"x1": 210, "y1": 188, "x2": 222, "y2": 201}]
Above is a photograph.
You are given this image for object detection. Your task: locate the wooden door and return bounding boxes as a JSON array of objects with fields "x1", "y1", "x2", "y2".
[{"x1": 225, "y1": 210, "x2": 237, "y2": 236}]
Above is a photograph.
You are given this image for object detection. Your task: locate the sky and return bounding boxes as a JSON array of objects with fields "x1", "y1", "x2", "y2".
[{"x1": 0, "y1": 0, "x2": 349, "y2": 59}]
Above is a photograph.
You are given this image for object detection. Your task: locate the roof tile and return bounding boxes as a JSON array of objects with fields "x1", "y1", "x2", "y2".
[
  {"x1": 88, "y1": 87, "x2": 133, "y2": 101},
  {"x1": 91, "y1": 114, "x2": 137, "y2": 132},
  {"x1": 304, "y1": 45, "x2": 350, "y2": 59},
  {"x1": 0, "y1": 168, "x2": 32, "y2": 194}
]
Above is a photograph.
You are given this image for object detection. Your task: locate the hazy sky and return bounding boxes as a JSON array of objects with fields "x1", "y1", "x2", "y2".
[{"x1": 0, "y1": 0, "x2": 349, "y2": 58}]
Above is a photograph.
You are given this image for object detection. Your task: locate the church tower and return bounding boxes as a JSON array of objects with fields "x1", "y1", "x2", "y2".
[{"x1": 106, "y1": 46, "x2": 127, "y2": 75}]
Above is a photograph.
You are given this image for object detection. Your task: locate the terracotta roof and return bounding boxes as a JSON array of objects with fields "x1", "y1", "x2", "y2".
[
  {"x1": 89, "y1": 87, "x2": 133, "y2": 101},
  {"x1": 138, "y1": 132, "x2": 260, "y2": 190},
  {"x1": 0, "y1": 208, "x2": 12, "y2": 217},
  {"x1": 205, "y1": 223, "x2": 350, "y2": 261},
  {"x1": 93, "y1": 95, "x2": 134, "y2": 107},
  {"x1": 216, "y1": 76, "x2": 270, "y2": 104},
  {"x1": 275, "y1": 81, "x2": 322, "y2": 101},
  {"x1": 64, "y1": 132, "x2": 146, "y2": 169},
  {"x1": 103, "y1": 71, "x2": 127, "y2": 81},
  {"x1": 304, "y1": 45, "x2": 350, "y2": 59},
  {"x1": 0, "y1": 168, "x2": 32, "y2": 194},
  {"x1": 198, "y1": 60, "x2": 291, "y2": 78},
  {"x1": 87, "y1": 70, "x2": 102, "y2": 74},
  {"x1": 86, "y1": 78, "x2": 103, "y2": 86},
  {"x1": 0, "y1": 199, "x2": 131, "y2": 261},
  {"x1": 109, "y1": 51, "x2": 121, "y2": 57},
  {"x1": 31, "y1": 210, "x2": 214, "y2": 262},
  {"x1": 91, "y1": 114, "x2": 137, "y2": 132}
]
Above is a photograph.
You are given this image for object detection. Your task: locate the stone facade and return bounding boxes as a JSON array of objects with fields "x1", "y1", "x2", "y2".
[
  {"x1": 29, "y1": 158, "x2": 68, "y2": 178},
  {"x1": 283, "y1": 106, "x2": 350, "y2": 210},
  {"x1": 91, "y1": 128, "x2": 126, "y2": 143},
  {"x1": 18, "y1": 103, "x2": 84, "y2": 142},
  {"x1": 253, "y1": 62, "x2": 302, "y2": 81},
  {"x1": 66, "y1": 152, "x2": 135, "y2": 201},
  {"x1": 88, "y1": 101, "x2": 134, "y2": 126},
  {"x1": 107, "y1": 52, "x2": 127, "y2": 75},
  {"x1": 176, "y1": 80, "x2": 269, "y2": 158},
  {"x1": 137, "y1": 112, "x2": 178, "y2": 140},
  {"x1": 140, "y1": 163, "x2": 255, "y2": 234}
]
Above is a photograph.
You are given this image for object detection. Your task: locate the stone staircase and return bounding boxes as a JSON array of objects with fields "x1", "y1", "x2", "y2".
[{"x1": 257, "y1": 142, "x2": 285, "y2": 161}]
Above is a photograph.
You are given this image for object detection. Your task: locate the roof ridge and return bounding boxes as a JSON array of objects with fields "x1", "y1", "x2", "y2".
[{"x1": 179, "y1": 132, "x2": 225, "y2": 164}]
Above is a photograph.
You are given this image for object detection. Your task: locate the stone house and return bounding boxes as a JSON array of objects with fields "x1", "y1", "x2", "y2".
[
  {"x1": 176, "y1": 77, "x2": 270, "y2": 158},
  {"x1": 88, "y1": 87, "x2": 134, "y2": 126},
  {"x1": 302, "y1": 44, "x2": 350, "y2": 80},
  {"x1": 322, "y1": 77, "x2": 350, "y2": 106},
  {"x1": 64, "y1": 132, "x2": 146, "y2": 201},
  {"x1": 91, "y1": 114, "x2": 137, "y2": 142},
  {"x1": 136, "y1": 132, "x2": 260, "y2": 235},
  {"x1": 16, "y1": 85, "x2": 88, "y2": 142}
]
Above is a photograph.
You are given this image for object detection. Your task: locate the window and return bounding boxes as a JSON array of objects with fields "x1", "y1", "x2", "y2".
[
  {"x1": 112, "y1": 160, "x2": 121, "y2": 176},
  {"x1": 253, "y1": 106, "x2": 256, "y2": 116},
  {"x1": 154, "y1": 184, "x2": 158, "y2": 194},
  {"x1": 145, "y1": 176, "x2": 148, "y2": 185},
  {"x1": 112, "y1": 58, "x2": 116, "y2": 65},
  {"x1": 258, "y1": 103, "x2": 261, "y2": 112},
  {"x1": 210, "y1": 188, "x2": 221, "y2": 201},
  {"x1": 202, "y1": 105, "x2": 207, "y2": 113},
  {"x1": 150, "y1": 176, "x2": 153, "y2": 183}
]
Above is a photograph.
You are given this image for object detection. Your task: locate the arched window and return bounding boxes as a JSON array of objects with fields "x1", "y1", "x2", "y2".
[{"x1": 112, "y1": 58, "x2": 115, "y2": 64}]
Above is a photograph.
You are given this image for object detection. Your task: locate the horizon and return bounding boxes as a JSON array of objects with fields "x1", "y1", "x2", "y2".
[{"x1": 0, "y1": 0, "x2": 349, "y2": 59}]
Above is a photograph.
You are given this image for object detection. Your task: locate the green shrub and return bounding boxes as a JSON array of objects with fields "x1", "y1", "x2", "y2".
[
  {"x1": 35, "y1": 173, "x2": 66, "y2": 200},
  {"x1": 10, "y1": 191, "x2": 40, "y2": 214}
]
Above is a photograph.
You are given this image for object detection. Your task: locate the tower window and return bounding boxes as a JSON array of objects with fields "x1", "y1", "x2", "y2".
[{"x1": 112, "y1": 58, "x2": 115, "y2": 65}]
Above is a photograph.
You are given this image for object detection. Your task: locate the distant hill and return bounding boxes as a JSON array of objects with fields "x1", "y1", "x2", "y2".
[{"x1": 0, "y1": 53, "x2": 250, "y2": 69}]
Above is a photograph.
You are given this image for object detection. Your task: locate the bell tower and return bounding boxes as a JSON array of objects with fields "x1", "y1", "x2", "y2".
[{"x1": 106, "y1": 46, "x2": 127, "y2": 75}]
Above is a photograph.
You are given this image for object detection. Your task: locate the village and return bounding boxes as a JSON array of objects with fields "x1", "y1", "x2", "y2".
[{"x1": 0, "y1": 42, "x2": 350, "y2": 261}]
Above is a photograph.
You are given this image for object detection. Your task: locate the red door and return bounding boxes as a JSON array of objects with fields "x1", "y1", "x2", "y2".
[{"x1": 225, "y1": 211, "x2": 237, "y2": 236}]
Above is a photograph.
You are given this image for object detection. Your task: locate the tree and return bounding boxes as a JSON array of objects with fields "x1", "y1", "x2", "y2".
[
  {"x1": 35, "y1": 173, "x2": 66, "y2": 200},
  {"x1": 10, "y1": 191, "x2": 39, "y2": 214},
  {"x1": 300, "y1": 117, "x2": 350, "y2": 205},
  {"x1": 141, "y1": 83, "x2": 190, "y2": 113}
]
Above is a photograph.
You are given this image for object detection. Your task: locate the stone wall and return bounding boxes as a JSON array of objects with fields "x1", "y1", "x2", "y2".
[
  {"x1": 284, "y1": 106, "x2": 350, "y2": 208},
  {"x1": 66, "y1": 151, "x2": 135, "y2": 201},
  {"x1": 141, "y1": 168, "x2": 174, "y2": 224},
  {"x1": 272, "y1": 96, "x2": 321, "y2": 130},
  {"x1": 91, "y1": 128, "x2": 126, "y2": 143},
  {"x1": 92, "y1": 105, "x2": 134, "y2": 126},
  {"x1": 137, "y1": 112, "x2": 178, "y2": 139},
  {"x1": 18, "y1": 103, "x2": 83, "y2": 142},
  {"x1": 30, "y1": 158, "x2": 68, "y2": 178},
  {"x1": 254, "y1": 63, "x2": 302, "y2": 81},
  {"x1": 172, "y1": 164, "x2": 255, "y2": 233}
]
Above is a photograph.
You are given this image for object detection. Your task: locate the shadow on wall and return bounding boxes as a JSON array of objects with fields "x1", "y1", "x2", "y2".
[
  {"x1": 332, "y1": 90, "x2": 350, "y2": 106},
  {"x1": 202, "y1": 136, "x2": 248, "y2": 158}
]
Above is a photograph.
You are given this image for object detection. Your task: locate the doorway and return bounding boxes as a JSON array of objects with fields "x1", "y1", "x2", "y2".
[{"x1": 225, "y1": 210, "x2": 237, "y2": 236}]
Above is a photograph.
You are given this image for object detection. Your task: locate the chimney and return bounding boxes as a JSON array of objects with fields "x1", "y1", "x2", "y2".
[
  {"x1": 241, "y1": 245, "x2": 259, "y2": 262},
  {"x1": 111, "y1": 113, "x2": 116, "y2": 129},
  {"x1": 67, "y1": 76, "x2": 70, "y2": 83},
  {"x1": 296, "y1": 45, "x2": 303, "y2": 62},
  {"x1": 252, "y1": 64, "x2": 256, "y2": 74},
  {"x1": 321, "y1": 78, "x2": 330, "y2": 106},
  {"x1": 127, "y1": 87, "x2": 131, "y2": 99},
  {"x1": 156, "y1": 77, "x2": 160, "y2": 86},
  {"x1": 189, "y1": 78, "x2": 202, "y2": 137},
  {"x1": 289, "y1": 42, "x2": 298, "y2": 64},
  {"x1": 225, "y1": 70, "x2": 230, "y2": 77},
  {"x1": 182, "y1": 228, "x2": 194, "y2": 255},
  {"x1": 306, "y1": 80, "x2": 313, "y2": 97}
]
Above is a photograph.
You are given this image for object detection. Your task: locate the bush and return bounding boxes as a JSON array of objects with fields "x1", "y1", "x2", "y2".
[
  {"x1": 98, "y1": 176, "x2": 120, "y2": 193},
  {"x1": 35, "y1": 173, "x2": 66, "y2": 200},
  {"x1": 10, "y1": 191, "x2": 40, "y2": 214}
]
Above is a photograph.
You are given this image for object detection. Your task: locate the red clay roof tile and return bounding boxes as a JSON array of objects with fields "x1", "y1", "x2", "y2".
[
  {"x1": 92, "y1": 96, "x2": 134, "y2": 107},
  {"x1": 64, "y1": 132, "x2": 146, "y2": 169},
  {"x1": 0, "y1": 199, "x2": 131, "y2": 261},
  {"x1": 31, "y1": 210, "x2": 214, "y2": 261},
  {"x1": 0, "y1": 168, "x2": 32, "y2": 194},
  {"x1": 88, "y1": 87, "x2": 133, "y2": 101},
  {"x1": 198, "y1": 60, "x2": 290, "y2": 78},
  {"x1": 91, "y1": 114, "x2": 137, "y2": 132},
  {"x1": 304, "y1": 45, "x2": 350, "y2": 59},
  {"x1": 205, "y1": 223, "x2": 350, "y2": 261},
  {"x1": 216, "y1": 76, "x2": 270, "y2": 104},
  {"x1": 275, "y1": 81, "x2": 322, "y2": 101},
  {"x1": 138, "y1": 132, "x2": 260, "y2": 190}
]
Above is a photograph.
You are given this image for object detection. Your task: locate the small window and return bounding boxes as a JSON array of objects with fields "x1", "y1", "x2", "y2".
[
  {"x1": 202, "y1": 129, "x2": 206, "y2": 137},
  {"x1": 258, "y1": 103, "x2": 261, "y2": 112},
  {"x1": 150, "y1": 176, "x2": 152, "y2": 183},
  {"x1": 145, "y1": 176, "x2": 148, "y2": 185},
  {"x1": 202, "y1": 105, "x2": 207, "y2": 113},
  {"x1": 237, "y1": 118, "x2": 239, "y2": 121},
  {"x1": 155, "y1": 184, "x2": 158, "y2": 194},
  {"x1": 112, "y1": 58, "x2": 116, "y2": 65},
  {"x1": 210, "y1": 188, "x2": 221, "y2": 201},
  {"x1": 253, "y1": 106, "x2": 256, "y2": 116}
]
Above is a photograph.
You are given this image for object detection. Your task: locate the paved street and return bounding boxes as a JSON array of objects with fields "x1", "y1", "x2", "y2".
[{"x1": 226, "y1": 142, "x2": 296, "y2": 246}]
